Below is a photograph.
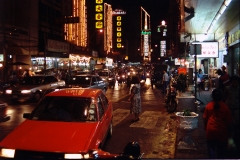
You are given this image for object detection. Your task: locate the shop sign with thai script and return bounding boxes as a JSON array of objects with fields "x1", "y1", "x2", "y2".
[{"x1": 95, "y1": 0, "x2": 103, "y2": 29}]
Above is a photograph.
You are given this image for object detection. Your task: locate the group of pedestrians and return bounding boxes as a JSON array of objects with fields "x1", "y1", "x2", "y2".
[{"x1": 203, "y1": 67, "x2": 239, "y2": 158}]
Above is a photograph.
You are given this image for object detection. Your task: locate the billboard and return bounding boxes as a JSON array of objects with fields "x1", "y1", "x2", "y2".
[{"x1": 192, "y1": 42, "x2": 219, "y2": 58}]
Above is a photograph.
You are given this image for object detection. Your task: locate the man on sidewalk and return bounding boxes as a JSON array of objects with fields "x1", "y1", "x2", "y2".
[{"x1": 162, "y1": 70, "x2": 169, "y2": 95}]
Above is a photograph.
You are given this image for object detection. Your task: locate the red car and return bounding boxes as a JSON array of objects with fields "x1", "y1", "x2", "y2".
[{"x1": 0, "y1": 88, "x2": 113, "y2": 159}]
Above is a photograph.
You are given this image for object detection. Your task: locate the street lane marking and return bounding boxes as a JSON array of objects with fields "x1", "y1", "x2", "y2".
[
  {"x1": 130, "y1": 111, "x2": 162, "y2": 128},
  {"x1": 112, "y1": 109, "x2": 129, "y2": 126}
]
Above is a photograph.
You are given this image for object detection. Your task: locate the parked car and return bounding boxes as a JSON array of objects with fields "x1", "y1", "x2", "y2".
[
  {"x1": 5, "y1": 75, "x2": 65, "y2": 102},
  {"x1": 0, "y1": 103, "x2": 10, "y2": 122},
  {"x1": 0, "y1": 88, "x2": 113, "y2": 159},
  {"x1": 62, "y1": 74, "x2": 108, "y2": 92},
  {"x1": 0, "y1": 81, "x2": 10, "y2": 95}
]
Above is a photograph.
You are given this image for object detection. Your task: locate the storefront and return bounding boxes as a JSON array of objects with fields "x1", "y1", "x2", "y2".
[{"x1": 227, "y1": 24, "x2": 240, "y2": 76}]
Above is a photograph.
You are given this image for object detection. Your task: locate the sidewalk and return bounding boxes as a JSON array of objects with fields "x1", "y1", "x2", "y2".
[{"x1": 174, "y1": 85, "x2": 212, "y2": 159}]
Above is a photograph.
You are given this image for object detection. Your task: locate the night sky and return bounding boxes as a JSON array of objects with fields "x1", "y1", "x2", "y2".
[
  {"x1": 105, "y1": 0, "x2": 169, "y2": 32},
  {"x1": 105, "y1": 0, "x2": 170, "y2": 47}
]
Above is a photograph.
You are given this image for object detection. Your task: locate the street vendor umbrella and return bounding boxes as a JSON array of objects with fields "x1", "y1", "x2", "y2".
[{"x1": 8, "y1": 61, "x2": 29, "y2": 65}]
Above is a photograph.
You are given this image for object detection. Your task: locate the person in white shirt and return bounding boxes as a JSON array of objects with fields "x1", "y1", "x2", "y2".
[{"x1": 162, "y1": 70, "x2": 169, "y2": 95}]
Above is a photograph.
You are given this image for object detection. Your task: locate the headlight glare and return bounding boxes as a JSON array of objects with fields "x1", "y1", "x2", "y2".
[
  {"x1": 64, "y1": 153, "x2": 83, "y2": 159},
  {"x1": 5, "y1": 90, "x2": 12, "y2": 94},
  {"x1": 21, "y1": 90, "x2": 31, "y2": 94},
  {"x1": 0, "y1": 148, "x2": 15, "y2": 158}
]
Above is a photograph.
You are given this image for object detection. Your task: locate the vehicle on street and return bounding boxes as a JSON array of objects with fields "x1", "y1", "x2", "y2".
[
  {"x1": 70, "y1": 70, "x2": 91, "y2": 76},
  {"x1": 0, "y1": 103, "x2": 10, "y2": 122},
  {"x1": 97, "y1": 69, "x2": 112, "y2": 81},
  {"x1": 0, "y1": 88, "x2": 113, "y2": 159},
  {"x1": 61, "y1": 74, "x2": 108, "y2": 92},
  {"x1": 5, "y1": 75, "x2": 65, "y2": 102},
  {"x1": 0, "y1": 81, "x2": 10, "y2": 95}
]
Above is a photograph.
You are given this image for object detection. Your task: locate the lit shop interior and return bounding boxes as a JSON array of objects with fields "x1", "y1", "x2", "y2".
[{"x1": 31, "y1": 55, "x2": 113, "y2": 72}]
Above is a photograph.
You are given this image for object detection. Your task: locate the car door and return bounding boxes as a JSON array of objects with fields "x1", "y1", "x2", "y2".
[
  {"x1": 100, "y1": 93, "x2": 112, "y2": 127},
  {"x1": 90, "y1": 76, "x2": 98, "y2": 89},
  {"x1": 96, "y1": 95, "x2": 107, "y2": 141}
]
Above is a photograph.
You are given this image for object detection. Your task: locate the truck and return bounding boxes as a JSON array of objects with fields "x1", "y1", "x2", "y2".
[{"x1": 150, "y1": 64, "x2": 168, "y2": 88}]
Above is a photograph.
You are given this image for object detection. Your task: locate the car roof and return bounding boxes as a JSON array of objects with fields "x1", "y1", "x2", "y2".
[
  {"x1": 46, "y1": 88, "x2": 102, "y2": 97},
  {"x1": 73, "y1": 74, "x2": 98, "y2": 77}
]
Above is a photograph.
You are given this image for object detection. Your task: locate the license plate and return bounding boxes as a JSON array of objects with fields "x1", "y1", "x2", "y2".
[
  {"x1": 157, "y1": 81, "x2": 161, "y2": 83},
  {"x1": 13, "y1": 95, "x2": 18, "y2": 98}
]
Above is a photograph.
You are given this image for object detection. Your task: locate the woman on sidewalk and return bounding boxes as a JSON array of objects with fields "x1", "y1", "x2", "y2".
[
  {"x1": 128, "y1": 76, "x2": 141, "y2": 122},
  {"x1": 203, "y1": 88, "x2": 233, "y2": 159}
]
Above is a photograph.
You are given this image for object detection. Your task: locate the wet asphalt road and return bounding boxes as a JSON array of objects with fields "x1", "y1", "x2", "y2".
[{"x1": 0, "y1": 78, "x2": 178, "y2": 159}]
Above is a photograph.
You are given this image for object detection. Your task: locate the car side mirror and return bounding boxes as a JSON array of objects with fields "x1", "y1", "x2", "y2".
[{"x1": 23, "y1": 113, "x2": 31, "y2": 118}]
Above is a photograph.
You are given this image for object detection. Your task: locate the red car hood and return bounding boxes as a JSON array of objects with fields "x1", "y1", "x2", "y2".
[{"x1": 0, "y1": 120, "x2": 99, "y2": 153}]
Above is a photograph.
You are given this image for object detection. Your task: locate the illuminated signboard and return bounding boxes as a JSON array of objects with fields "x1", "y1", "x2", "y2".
[
  {"x1": 112, "y1": 9, "x2": 126, "y2": 15},
  {"x1": 116, "y1": 15, "x2": 122, "y2": 48},
  {"x1": 117, "y1": 43, "x2": 122, "y2": 48},
  {"x1": 117, "y1": 22, "x2": 121, "y2": 26},
  {"x1": 95, "y1": 0, "x2": 103, "y2": 29},
  {"x1": 117, "y1": 32, "x2": 121, "y2": 37},
  {"x1": 143, "y1": 35, "x2": 149, "y2": 56},
  {"x1": 160, "y1": 40, "x2": 166, "y2": 57},
  {"x1": 96, "y1": 21, "x2": 103, "y2": 28},
  {"x1": 117, "y1": 16, "x2": 121, "y2": 20},
  {"x1": 117, "y1": 38, "x2": 121, "y2": 42},
  {"x1": 95, "y1": 13, "x2": 103, "y2": 20},
  {"x1": 141, "y1": 30, "x2": 151, "y2": 35},
  {"x1": 192, "y1": 42, "x2": 219, "y2": 58},
  {"x1": 96, "y1": 0, "x2": 103, "y2": 4},
  {"x1": 117, "y1": 27, "x2": 121, "y2": 31}
]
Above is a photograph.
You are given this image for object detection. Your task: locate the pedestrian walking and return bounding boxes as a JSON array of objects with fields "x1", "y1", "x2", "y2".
[
  {"x1": 197, "y1": 69, "x2": 204, "y2": 90},
  {"x1": 203, "y1": 88, "x2": 233, "y2": 159},
  {"x1": 128, "y1": 76, "x2": 141, "y2": 122},
  {"x1": 162, "y1": 70, "x2": 169, "y2": 95},
  {"x1": 218, "y1": 65, "x2": 230, "y2": 92}
]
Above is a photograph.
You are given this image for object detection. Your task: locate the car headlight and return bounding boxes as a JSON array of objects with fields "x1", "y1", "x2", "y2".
[
  {"x1": 64, "y1": 153, "x2": 89, "y2": 159},
  {"x1": 21, "y1": 90, "x2": 31, "y2": 94},
  {"x1": 5, "y1": 90, "x2": 12, "y2": 94},
  {"x1": 122, "y1": 75, "x2": 125, "y2": 78},
  {"x1": 0, "y1": 148, "x2": 15, "y2": 158}
]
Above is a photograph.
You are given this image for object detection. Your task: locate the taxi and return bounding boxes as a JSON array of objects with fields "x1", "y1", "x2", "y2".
[{"x1": 0, "y1": 88, "x2": 113, "y2": 159}]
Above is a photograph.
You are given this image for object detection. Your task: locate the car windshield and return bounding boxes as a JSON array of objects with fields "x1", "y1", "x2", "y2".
[
  {"x1": 98, "y1": 72, "x2": 109, "y2": 76},
  {"x1": 29, "y1": 96, "x2": 96, "y2": 122},
  {"x1": 20, "y1": 76, "x2": 44, "y2": 85},
  {"x1": 67, "y1": 76, "x2": 91, "y2": 85}
]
